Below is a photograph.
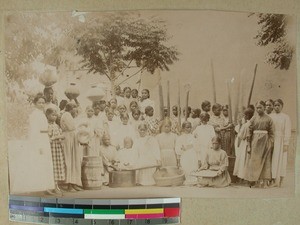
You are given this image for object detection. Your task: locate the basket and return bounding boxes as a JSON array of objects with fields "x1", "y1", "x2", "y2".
[{"x1": 153, "y1": 166, "x2": 185, "y2": 187}]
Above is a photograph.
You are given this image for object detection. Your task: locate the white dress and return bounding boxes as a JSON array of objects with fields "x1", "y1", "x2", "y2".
[
  {"x1": 156, "y1": 132, "x2": 178, "y2": 167},
  {"x1": 134, "y1": 136, "x2": 161, "y2": 185},
  {"x1": 9, "y1": 108, "x2": 55, "y2": 193},
  {"x1": 175, "y1": 133, "x2": 198, "y2": 184},
  {"x1": 233, "y1": 121, "x2": 250, "y2": 179},
  {"x1": 192, "y1": 124, "x2": 215, "y2": 164},
  {"x1": 115, "y1": 147, "x2": 138, "y2": 169},
  {"x1": 271, "y1": 112, "x2": 291, "y2": 181},
  {"x1": 115, "y1": 124, "x2": 137, "y2": 148}
]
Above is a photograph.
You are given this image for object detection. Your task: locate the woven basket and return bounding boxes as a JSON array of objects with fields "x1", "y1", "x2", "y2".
[{"x1": 153, "y1": 166, "x2": 185, "y2": 187}]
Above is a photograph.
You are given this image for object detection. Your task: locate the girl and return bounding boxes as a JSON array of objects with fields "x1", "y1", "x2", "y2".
[
  {"x1": 265, "y1": 99, "x2": 275, "y2": 115},
  {"x1": 188, "y1": 108, "x2": 201, "y2": 131},
  {"x1": 209, "y1": 103, "x2": 225, "y2": 135},
  {"x1": 123, "y1": 87, "x2": 132, "y2": 110},
  {"x1": 100, "y1": 134, "x2": 117, "y2": 185},
  {"x1": 116, "y1": 113, "x2": 137, "y2": 148},
  {"x1": 134, "y1": 123, "x2": 161, "y2": 186},
  {"x1": 131, "y1": 89, "x2": 139, "y2": 99},
  {"x1": 193, "y1": 112, "x2": 216, "y2": 167},
  {"x1": 139, "y1": 89, "x2": 155, "y2": 115},
  {"x1": 156, "y1": 118, "x2": 178, "y2": 167},
  {"x1": 233, "y1": 108, "x2": 254, "y2": 181},
  {"x1": 130, "y1": 109, "x2": 142, "y2": 136},
  {"x1": 109, "y1": 98, "x2": 119, "y2": 116},
  {"x1": 129, "y1": 100, "x2": 139, "y2": 114},
  {"x1": 201, "y1": 100, "x2": 211, "y2": 114},
  {"x1": 104, "y1": 107, "x2": 120, "y2": 147},
  {"x1": 144, "y1": 106, "x2": 160, "y2": 136},
  {"x1": 197, "y1": 136, "x2": 231, "y2": 187},
  {"x1": 60, "y1": 102, "x2": 83, "y2": 192},
  {"x1": 175, "y1": 121, "x2": 198, "y2": 185},
  {"x1": 270, "y1": 99, "x2": 291, "y2": 187},
  {"x1": 244, "y1": 101, "x2": 275, "y2": 188},
  {"x1": 46, "y1": 108, "x2": 66, "y2": 195},
  {"x1": 220, "y1": 105, "x2": 235, "y2": 156}
]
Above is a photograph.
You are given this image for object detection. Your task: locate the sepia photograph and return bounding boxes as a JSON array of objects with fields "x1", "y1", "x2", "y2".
[{"x1": 5, "y1": 9, "x2": 297, "y2": 199}]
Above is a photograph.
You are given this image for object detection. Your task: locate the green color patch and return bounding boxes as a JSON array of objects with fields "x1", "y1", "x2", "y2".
[{"x1": 84, "y1": 209, "x2": 125, "y2": 215}]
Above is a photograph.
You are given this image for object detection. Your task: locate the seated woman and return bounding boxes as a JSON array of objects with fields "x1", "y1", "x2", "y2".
[{"x1": 197, "y1": 136, "x2": 231, "y2": 187}]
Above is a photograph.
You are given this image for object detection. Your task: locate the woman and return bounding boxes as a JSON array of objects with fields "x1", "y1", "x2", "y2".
[
  {"x1": 10, "y1": 93, "x2": 56, "y2": 195},
  {"x1": 60, "y1": 102, "x2": 83, "y2": 192},
  {"x1": 156, "y1": 118, "x2": 178, "y2": 167},
  {"x1": 139, "y1": 89, "x2": 155, "y2": 115},
  {"x1": 270, "y1": 99, "x2": 291, "y2": 187},
  {"x1": 134, "y1": 123, "x2": 161, "y2": 186},
  {"x1": 244, "y1": 101, "x2": 275, "y2": 188},
  {"x1": 175, "y1": 121, "x2": 198, "y2": 185}
]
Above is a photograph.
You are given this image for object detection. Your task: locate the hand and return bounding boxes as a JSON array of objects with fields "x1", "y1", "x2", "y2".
[
  {"x1": 283, "y1": 145, "x2": 289, "y2": 153},
  {"x1": 217, "y1": 170, "x2": 223, "y2": 176}
]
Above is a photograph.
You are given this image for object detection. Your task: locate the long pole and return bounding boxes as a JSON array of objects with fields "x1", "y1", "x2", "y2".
[
  {"x1": 211, "y1": 59, "x2": 217, "y2": 104},
  {"x1": 167, "y1": 80, "x2": 170, "y2": 117},
  {"x1": 234, "y1": 72, "x2": 241, "y2": 124},
  {"x1": 185, "y1": 84, "x2": 190, "y2": 121},
  {"x1": 247, "y1": 64, "x2": 258, "y2": 107},
  {"x1": 158, "y1": 81, "x2": 164, "y2": 121},
  {"x1": 226, "y1": 80, "x2": 233, "y2": 124},
  {"x1": 178, "y1": 80, "x2": 181, "y2": 129}
]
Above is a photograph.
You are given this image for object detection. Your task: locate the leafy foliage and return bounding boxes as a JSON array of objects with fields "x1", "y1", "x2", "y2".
[
  {"x1": 74, "y1": 13, "x2": 179, "y2": 81},
  {"x1": 255, "y1": 13, "x2": 293, "y2": 70}
]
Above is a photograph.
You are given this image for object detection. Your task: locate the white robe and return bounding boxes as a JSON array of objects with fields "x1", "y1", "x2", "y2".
[
  {"x1": 175, "y1": 133, "x2": 198, "y2": 184},
  {"x1": 9, "y1": 108, "x2": 55, "y2": 193},
  {"x1": 134, "y1": 136, "x2": 161, "y2": 185},
  {"x1": 192, "y1": 124, "x2": 215, "y2": 163},
  {"x1": 271, "y1": 112, "x2": 291, "y2": 181},
  {"x1": 115, "y1": 124, "x2": 137, "y2": 148}
]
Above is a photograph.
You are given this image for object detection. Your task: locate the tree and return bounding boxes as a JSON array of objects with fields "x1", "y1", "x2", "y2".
[
  {"x1": 5, "y1": 13, "x2": 81, "y2": 85},
  {"x1": 74, "y1": 13, "x2": 179, "y2": 93},
  {"x1": 254, "y1": 13, "x2": 294, "y2": 70}
]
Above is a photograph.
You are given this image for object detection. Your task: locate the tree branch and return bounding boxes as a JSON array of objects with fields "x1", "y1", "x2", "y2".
[
  {"x1": 113, "y1": 59, "x2": 134, "y2": 81},
  {"x1": 117, "y1": 67, "x2": 145, "y2": 86}
]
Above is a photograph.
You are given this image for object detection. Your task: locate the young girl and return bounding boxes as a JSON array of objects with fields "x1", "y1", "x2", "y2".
[
  {"x1": 197, "y1": 136, "x2": 231, "y2": 187},
  {"x1": 220, "y1": 105, "x2": 235, "y2": 156},
  {"x1": 130, "y1": 109, "x2": 142, "y2": 136},
  {"x1": 134, "y1": 123, "x2": 161, "y2": 186},
  {"x1": 104, "y1": 107, "x2": 120, "y2": 147},
  {"x1": 139, "y1": 89, "x2": 155, "y2": 115},
  {"x1": 46, "y1": 108, "x2": 66, "y2": 195},
  {"x1": 123, "y1": 87, "x2": 132, "y2": 110},
  {"x1": 188, "y1": 108, "x2": 201, "y2": 131},
  {"x1": 156, "y1": 118, "x2": 178, "y2": 167},
  {"x1": 116, "y1": 113, "x2": 137, "y2": 148},
  {"x1": 100, "y1": 134, "x2": 118, "y2": 185},
  {"x1": 60, "y1": 102, "x2": 83, "y2": 192},
  {"x1": 233, "y1": 108, "x2": 254, "y2": 181},
  {"x1": 193, "y1": 112, "x2": 216, "y2": 167},
  {"x1": 270, "y1": 99, "x2": 291, "y2": 187},
  {"x1": 115, "y1": 137, "x2": 138, "y2": 170},
  {"x1": 144, "y1": 106, "x2": 160, "y2": 136},
  {"x1": 175, "y1": 121, "x2": 198, "y2": 185}
]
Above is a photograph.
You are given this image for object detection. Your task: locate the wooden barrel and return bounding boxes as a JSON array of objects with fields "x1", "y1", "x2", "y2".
[
  {"x1": 81, "y1": 156, "x2": 102, "y2": 190},
  {"x1": 109, "y1": 170, "x2": 136, "y2": 188},
  {"x1": 228, "y1": 156, "x2": 237, "y2": 183}
]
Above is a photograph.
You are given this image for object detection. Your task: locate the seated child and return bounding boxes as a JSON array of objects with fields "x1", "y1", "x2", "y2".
[
  {"x1": 197, "y1": 136, "x2": 231, "y2": 187},
  {"x1": 115, "y1": 137, "x2": 138, "y2": 169},
  {"x1": 100, "y1": 133, "x2": 117, "y2": 185}
]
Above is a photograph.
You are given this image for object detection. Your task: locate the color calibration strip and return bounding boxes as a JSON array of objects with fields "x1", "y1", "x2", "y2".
[{"x1": 9, "y1": 196, "x2": 180, "y2": 225}]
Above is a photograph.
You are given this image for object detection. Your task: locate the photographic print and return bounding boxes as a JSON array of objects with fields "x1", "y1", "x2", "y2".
[{"x1": 5, "y1": 10, "x2": 297, "y2": 198}]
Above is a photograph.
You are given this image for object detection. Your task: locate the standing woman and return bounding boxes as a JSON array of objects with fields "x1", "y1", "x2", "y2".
[
  {"x1": 60, "y1": 102, "x2": 83, "y2": 192},
  {"x1": 244, "y1": 101, "x2": 275, "y2": 188},
  {"x1": 271, "y1": 99, "x2": 291, "y2": 187},
  {"x1": 27, "y1": 93, "x2": 56, "y2": 194}
]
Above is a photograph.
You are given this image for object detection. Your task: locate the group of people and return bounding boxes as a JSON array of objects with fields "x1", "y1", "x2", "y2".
[{"x1": 25, "y1": 84, "x2": 291, "y2": 195}]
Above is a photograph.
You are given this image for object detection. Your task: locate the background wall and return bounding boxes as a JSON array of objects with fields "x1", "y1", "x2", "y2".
[{"x1": 0, "y1": 1, "x2": 299, "y2": 225}]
